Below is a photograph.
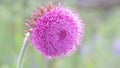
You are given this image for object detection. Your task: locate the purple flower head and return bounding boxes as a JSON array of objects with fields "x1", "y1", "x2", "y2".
[{"x1": 26, "y1": 3, "x2": 85, "y2": 58}]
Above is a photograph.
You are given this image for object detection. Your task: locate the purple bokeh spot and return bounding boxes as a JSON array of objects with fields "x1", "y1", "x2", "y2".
[{"x1": 113, "y1": 38, "x2": 120, "y2": 55}]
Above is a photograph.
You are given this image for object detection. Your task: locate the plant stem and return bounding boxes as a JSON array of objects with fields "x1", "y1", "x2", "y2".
[
  {"x1": 46, "y1": 59, "x2": 53, "y2": 68},
  {"x1": 17, "y1": 32, "x2": 30, "y2": 68}
]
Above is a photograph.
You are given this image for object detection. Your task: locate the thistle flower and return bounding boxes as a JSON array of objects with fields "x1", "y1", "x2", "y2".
[{"x1": 26, "y1": 3, "x2": 85, "y2": 58}]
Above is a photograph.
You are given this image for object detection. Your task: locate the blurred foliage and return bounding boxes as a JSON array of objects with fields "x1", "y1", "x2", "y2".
[{"x1": 0, "y1": 0, "x2": 120, "y2": 68}]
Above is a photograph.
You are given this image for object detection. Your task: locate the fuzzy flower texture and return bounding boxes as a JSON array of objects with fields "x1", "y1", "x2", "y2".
[{"x1": 26, "y1": 4, "x2": 85, "y2": 58}]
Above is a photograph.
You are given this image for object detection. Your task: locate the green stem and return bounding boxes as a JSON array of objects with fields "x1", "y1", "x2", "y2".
[
  {"x1": 46, "y1": 59, "x2": 53, "y2": 68},
  {"x1": 17, "y1": 32, "x2": 30, "y2": 68},
  {"x1": 46, "y1": 58, "x2": 56, "y2": 68}
]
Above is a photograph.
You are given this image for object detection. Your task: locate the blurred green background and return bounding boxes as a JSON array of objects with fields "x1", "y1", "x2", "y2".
[{"x1": 0, "y1": 0, "x2": 120, "y2": 68}]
